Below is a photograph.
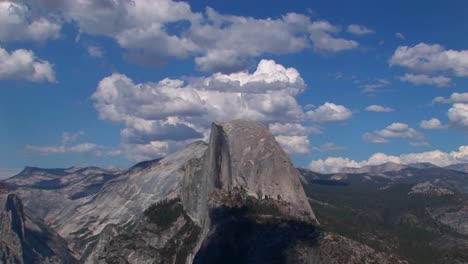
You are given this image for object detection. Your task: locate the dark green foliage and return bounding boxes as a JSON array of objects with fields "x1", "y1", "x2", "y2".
[{"x1": 144, "y1": 198, "x2": 184, "y2": 229}]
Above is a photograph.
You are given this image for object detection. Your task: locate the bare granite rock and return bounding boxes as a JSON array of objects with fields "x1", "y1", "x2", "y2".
[
  {"x1": 0, "y1": 184, "x2": 76, "y2": 264},
  {"x1": 409, "y1": 181, "x2": 455, "y2": 196},
  {"x1": 205, "y1": 120, "x2": 318, "y2": 224}
]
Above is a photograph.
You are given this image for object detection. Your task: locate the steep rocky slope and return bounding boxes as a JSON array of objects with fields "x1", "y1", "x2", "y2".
[{"x1": 0, "y1": 183, "x2": 76, "y2": 264}]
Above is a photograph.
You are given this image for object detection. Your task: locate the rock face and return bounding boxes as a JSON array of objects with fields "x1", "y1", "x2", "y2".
[
  {"x1": 206, "y1": 120, "x2": 318, "y2": 224},
  {"x1": 2, "y1": 119, "x2": 407, "y2": 264},
  {"x1": 0, "y1": 183, "x2": 76, "y2": 264}
]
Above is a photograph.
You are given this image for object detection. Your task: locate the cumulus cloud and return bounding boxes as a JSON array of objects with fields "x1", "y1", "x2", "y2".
[
  {"x1": 92, "y1": 60, "x2": 321, "y2": 160},
  {"x1": 365, "y1": 105, "x2": 394, "y2": 112},
  {"x1": 0, "y1": 46, "x2": 55, "y2": 82},
  {"x1": 399, "y1": 73, "x2": 451, "y2": 87},
  {"x1": 309, "y1": 21, "x2": 358, "y2": 53},
  {"x1": 0, "y1": 1, "x2": 61, "y2": 43},
  {"x1": 448, "y1": 103, "x2": 468, "y2": 130},
  {"x1": 390, "y1": 43, "x2": 468, "y2": 77},
  {"x1": 25, "y1": 131, "x2": 119, "y2": 156},
  {"x1": 25, "y1": 0, "x2": 359, "y2": 72},
  {"x1": 363, "y1": 123, "x2": 424, "y2": 144},
  {"x1": 275, "y1": 136, "x2": 310, "y2": 155},
  {"x1": 309, "y1": 145, "x2": 468, "y2": 173},
  {"x1": 433, "y1": 92, "x2": 468, "y2": 104},
  {"x1": 347, "y1": 24, "x2": 374, "y2": 35},
  {"x1": 269, "y1": 123, "x2": 322, "y2": 136},
  {"x1": 420, "y1": 118, "x2": 446, "y2": 129},
  {"x1": 361, "y1": 133, "x2": 387, "y2": 144},
  {"x1": 306, "y1": 102, "x2": 352, "y2": 123},
  {"x1": 308, "y1": 157, "x2": 360, "y2": 173}
]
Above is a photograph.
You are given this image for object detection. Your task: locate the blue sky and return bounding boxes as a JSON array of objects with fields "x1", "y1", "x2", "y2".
[{"x1": 0, "y1": 0, "x2": 467, "y2": 176}]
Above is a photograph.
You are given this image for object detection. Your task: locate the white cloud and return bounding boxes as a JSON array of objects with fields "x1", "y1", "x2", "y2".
[
  {"x1": 362, "y1": 132, "x2": 389, "y2": 144},
  {"x1": 448, "y1": 103, "x2": 468, "y2": 130},
  {"x1": 390, "y1": 43, "x2": 468, "y2": 77},
  {"x1": 0, "y1": 47, "x2": 55, "y2": 82},
  {"x1": 275, "y1": 135, "x2": 310, "y2": 155},
  {"x1": 92, "y1": 59, "x2": 317, "y2": 160},
  {"x1": 347, "y1": 24, "x2": 374, "y2": 35},
  {"x1": 312, "y1": 142, "x2": 346, "y2": 152},
  {"x1": 365, "y1": 105, "x2": 394, "y2": 112},
  {"x1": 395, "y1": 32, "x2": 405, "y2": 40},
  {"x1": 306, "y1": 102, "x2": 352, "y2": 123},
  {"x1": 191, "y1": 11, "x2": 312, "y2": 72},
  {"x1": 269, "y1": 123, "x2": 322, "y2": 136},
  {"x1": 308, "y1": 157, "x2": 360, "y2": 173},
  {"x1": 309, "y1": 145, "x2": 468, "y2": 173},
  {"x1": 25, "y1": 131, "x2": 119, "y2": 156},
  {"x1": 360, "y1": 79, "x2": 390, "y2": 94},
  {"x1": 399, "y1": 73, "x2": 451, "y2": 87},
  {"x1": 309, "y1": 21, "x2": 358, "y2": 53},
  {"x1": 433, "y1": 92, "x2": 468, "y2": 104},
  {"x1": 29, "y1": 1, "x2": 359, "y2": 72},
  {"x1": 363, "y1": 123, "x2": 424, "y2": 144},
  {"x1": 87, "y1": 45, "x2": 103, "y2": 58},
  {"x1": 0, "y1": 1, "x2": 61, "y2": 43},
  {"x1": 420, "y1": 118, "x2": 446, "y2": 129}
]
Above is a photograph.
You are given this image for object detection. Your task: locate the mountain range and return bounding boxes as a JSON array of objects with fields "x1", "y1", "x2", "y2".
[{"x1": 1, "y1": 120, "x2": 467, "y2": 263}]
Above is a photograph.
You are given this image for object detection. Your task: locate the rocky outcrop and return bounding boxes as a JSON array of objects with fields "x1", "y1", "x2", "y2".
[
  {"x1": 205, "y1": 120, "x2": 318, "y2": 224},
  {"x1": 0, "y1": 184, "x2": 76, "y2": 263},
  {"x1": 409, "y1": 182, "x2": 455, "y2": 196}
]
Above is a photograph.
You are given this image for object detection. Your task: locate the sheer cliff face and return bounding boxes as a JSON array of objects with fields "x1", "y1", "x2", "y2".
[
  {"x1": 206, "y1": 120, "x2": 318, "y2": 224},
  {"x1": 0, "y1": 184, "x2": 76, "y2": 264}
]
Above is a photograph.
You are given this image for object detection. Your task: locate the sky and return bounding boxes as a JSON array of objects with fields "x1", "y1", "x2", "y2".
[{"x1": 0, "y1": 0, "x2": 467, "y2": 178}]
